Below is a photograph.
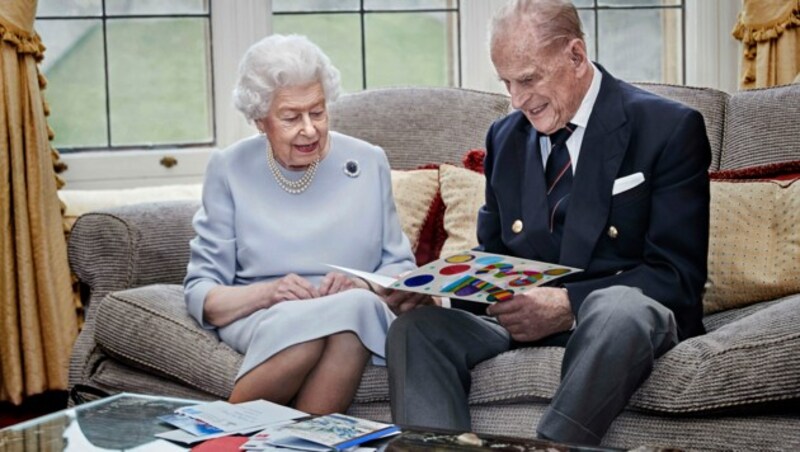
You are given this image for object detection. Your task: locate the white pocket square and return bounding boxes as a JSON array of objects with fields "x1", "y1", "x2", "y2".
[{"x1": 612, "y1": 172, "x2": 645, "y2": 196}]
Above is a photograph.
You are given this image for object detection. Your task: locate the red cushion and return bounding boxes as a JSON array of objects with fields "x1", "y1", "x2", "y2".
[
  {"x1": 710, "y1": 160, "x2": 800, "y2": 182},
  {"x1": 414, "y1": 193, "x2": 447, "y2": 265},
  {"x1": 412, "y1": 163, "x2": 447, "y2": 265},
  {"x1": 412, "y1": 151, "x2": 487, "y2": 265},
  {"x1": 462, "y1": 148, "x2": 486, "y2": 174}
]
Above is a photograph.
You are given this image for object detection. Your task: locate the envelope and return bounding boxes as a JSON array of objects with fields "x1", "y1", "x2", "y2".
[{"x1": 612, "y1": 172, "x2": 645, "y2": 196}]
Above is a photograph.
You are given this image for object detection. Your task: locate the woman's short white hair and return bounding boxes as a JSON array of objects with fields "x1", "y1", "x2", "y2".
[{"x1": 233, "y1": 34, "x2": 341, "y2": 122}]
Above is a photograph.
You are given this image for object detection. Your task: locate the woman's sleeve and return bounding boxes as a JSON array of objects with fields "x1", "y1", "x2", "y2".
[
  {"x1": 184, "y1": 150, "x2": 237, "y2": 329},
  {"x1": 374, "y1": 150, "x2": 417, "y2": 277}
]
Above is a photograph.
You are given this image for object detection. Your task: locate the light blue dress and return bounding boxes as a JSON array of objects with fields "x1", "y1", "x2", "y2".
[{"x1": 184, "y1": 131, "x2": 416, "y2": 380}]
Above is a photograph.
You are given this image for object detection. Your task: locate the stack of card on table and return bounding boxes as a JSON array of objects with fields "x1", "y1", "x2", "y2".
[
  {"x1": 155, "y1": 399, "x2": 307, "y2": 445},
  {"x1": 241, "y1": 413, "x2": 400, "y2": 451}
]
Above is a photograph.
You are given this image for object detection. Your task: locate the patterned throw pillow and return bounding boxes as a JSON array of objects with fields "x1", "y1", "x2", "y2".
[
  {"x1": 704, "y1": 161, "x2": 800, "y2": 313},
  {"x1": 438, "y1": 164, "x2": 486, "y2": 257},
  {"x1": 390, "y1": 169, "x2": 440, "y2": 262}
]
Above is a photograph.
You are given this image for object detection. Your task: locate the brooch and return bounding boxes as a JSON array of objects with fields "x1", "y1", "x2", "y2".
[{"x1": 343, "y1": 159, "x2": 360, "y2": 178}]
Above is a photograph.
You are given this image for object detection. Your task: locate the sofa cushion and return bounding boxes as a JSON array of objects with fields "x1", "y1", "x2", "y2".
[
  {"x1": 704, "y1": 176, "x2": 800, "y2": 313},
  {"x1": 721, "y1": 83, "x2": 800, "y2": 170},
  {"x1": 352, "y1": 295, "x2": 800, "y2": 415},
  {"x1": 630, "y1": 294, "x2": 800, "y2": 413},
  {"x1": 438, "y1": 164, "x2": 485, "y2": 256},
  {"x1": 86, "y1": 357, "x2": 218, "y2": 403},
  {"x1": 329, "y1": 87, "x2": 510, "y2": 171},
  {"x1": 634, "y1": 83, "x2": 728, "y2": 171}
]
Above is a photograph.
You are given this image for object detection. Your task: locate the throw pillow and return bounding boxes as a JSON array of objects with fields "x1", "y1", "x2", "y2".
[
  {"x1": 413, "y1": 192, "x2": 446, "y2": 265},
  {"x1": 390, "y1": 169, "x2": 440, "y2": 257},
  {"x1": 410, "y1": 163, "x2": 449, "y2": 266},
  {"x1": 438, "y1": 164, "x2": 485, "y2": 257},
  {"x1": 462, "y1": 148, "x2": 486, "y2": 173},
  {"x1": 704, "y1": 163, "x2": 800, "y2": 313}
]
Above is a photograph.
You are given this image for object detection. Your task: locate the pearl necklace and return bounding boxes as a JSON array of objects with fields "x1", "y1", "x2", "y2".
[{"x1": 265, "y1": 142, "x2": 319, "y2": 194}]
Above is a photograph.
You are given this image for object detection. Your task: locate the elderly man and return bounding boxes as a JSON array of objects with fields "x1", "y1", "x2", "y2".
[{"x1": 386, "y1": 0, "x2": 710, "y2": 445}]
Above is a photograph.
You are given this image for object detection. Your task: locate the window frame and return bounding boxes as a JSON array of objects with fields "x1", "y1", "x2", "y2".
[
  {"x1": 56, "y1": 0, "x2": 269, "y2": 189},
  {"x1": 272, "y1": 1, "x2": 462, "y2": 90},
  {"x1": 56, "y1": 0, "x2": 738, "y2": 189},
  {"x1": 36, "y1": 1, "x2": 217, "y2": 153}
]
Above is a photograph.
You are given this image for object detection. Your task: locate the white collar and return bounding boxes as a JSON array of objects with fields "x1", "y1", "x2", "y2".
[{"x1": 569, "y1": 62, "x2": 602, "y2": 129}]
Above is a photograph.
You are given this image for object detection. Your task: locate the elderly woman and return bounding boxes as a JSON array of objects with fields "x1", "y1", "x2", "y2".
[{"x1": 184, "y1": 34, "x2": 429, "y2": 414}]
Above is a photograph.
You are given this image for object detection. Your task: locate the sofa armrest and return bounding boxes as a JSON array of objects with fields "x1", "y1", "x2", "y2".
[
  {"x1": 68, "y1": 200, "x2": 200, "y2": 308},
  {"x1": 93, "y1": 284, "x2": 240, "y2": 398}
]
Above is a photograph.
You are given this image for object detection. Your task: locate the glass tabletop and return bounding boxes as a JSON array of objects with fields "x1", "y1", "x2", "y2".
[{"x1": 0, "y1": 392, "x2": 200, "y2": 451}]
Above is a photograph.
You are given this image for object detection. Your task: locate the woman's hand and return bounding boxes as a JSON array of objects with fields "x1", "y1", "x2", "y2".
[
  {"x1": 319, "y1": 271, "x2": 359, "y2": 296},
  {"x1": 269, "y1": 273, "x2": 321, "y2": 304}
]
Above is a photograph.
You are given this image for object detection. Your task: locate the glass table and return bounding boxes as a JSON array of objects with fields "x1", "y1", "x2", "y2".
[
  {"x1": 0, "y1": 392, "x2": 199, "y2": 451},
  {"x1": 1, "y1": 393, "x2": 639, "y2": 452}
]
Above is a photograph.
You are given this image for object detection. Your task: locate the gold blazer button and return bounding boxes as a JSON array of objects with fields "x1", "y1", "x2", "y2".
[
  {"x1": 512, "y1": 219, "x2": 523, "y2": 234},
  {"x1": 608, "y1": 225, "x2": 619, "y2": 239}
]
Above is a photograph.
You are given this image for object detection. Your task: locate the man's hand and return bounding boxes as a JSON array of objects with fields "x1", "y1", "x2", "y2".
[
  {"x1": 486, "y1": 287, "x2": 574, "y2": 342},
  {"x1": 384, "y1": 290, "x2": 437, "y2": 315},
  {"x1": 319, "y1": 271, "x2": 359, "y2": 296}
]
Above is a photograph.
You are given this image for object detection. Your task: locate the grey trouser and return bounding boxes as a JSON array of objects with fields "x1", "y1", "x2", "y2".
[{"x1": 386, "y1": 285, "x2": 678, "y2": 446}]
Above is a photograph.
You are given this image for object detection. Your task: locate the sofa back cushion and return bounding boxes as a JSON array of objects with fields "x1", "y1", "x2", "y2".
[
  {"x1": 329, "y1": 87, "x2": 510, "y2": 170},
  {"x1": 633, "y1": 83, "x2": 728, "y2": 171},
  {"x1": 721, "y1": 83, "x2": 800, "y2": 170}
]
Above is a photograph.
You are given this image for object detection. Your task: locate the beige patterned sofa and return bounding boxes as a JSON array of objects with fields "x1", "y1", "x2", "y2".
[{"x1": 67, "y1": 84, "x2": 800, "y2": 450}]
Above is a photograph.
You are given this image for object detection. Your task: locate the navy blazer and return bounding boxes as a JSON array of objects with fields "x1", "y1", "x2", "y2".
[{"x1": 477, "y1": 66, "x2": 710, "y2": 340}]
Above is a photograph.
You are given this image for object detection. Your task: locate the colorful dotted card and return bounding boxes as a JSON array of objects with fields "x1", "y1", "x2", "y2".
[{"x1": 391, "y1": 251, "x2": 582, "y2": 304}]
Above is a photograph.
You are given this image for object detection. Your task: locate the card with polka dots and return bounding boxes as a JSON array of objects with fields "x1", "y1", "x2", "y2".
[{"x1": 391, "y1": 251, "x2": 581, "y2": 304}]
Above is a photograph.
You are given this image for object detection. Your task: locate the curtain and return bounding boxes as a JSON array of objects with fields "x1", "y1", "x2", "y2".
[
  {"x1": 0, "y1": 0, "x2": 78, "y2": 404},
  {"x1": 732, "y1": 0, "x2": 800, "y2": 89}
]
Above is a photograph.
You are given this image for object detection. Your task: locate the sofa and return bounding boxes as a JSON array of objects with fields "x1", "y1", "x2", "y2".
[{"x1": 66, "y1": 84, "x2": 800, "y2": 450}]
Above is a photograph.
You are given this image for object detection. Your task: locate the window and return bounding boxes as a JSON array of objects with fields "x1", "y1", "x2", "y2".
[
  {"x1": 36, "y1": 0, "x2": 214, "y2": 152},
  {"x1": 271, "y1": 0, "x2": 461, "y2": 92},
  {"x1": 575, "y1": 0, "x2": 684, "y2": 84},
  {"x1": 44, "y1": 0, "x2": 733, "y2": 189}
]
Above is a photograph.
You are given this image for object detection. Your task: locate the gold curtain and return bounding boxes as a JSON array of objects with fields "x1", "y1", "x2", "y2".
[
  {"x1": 732, "y1": 0, "x2": 800, "y2": 89},
  {"x1": 0, "y1": 0, "x2": 78, "y2": 405}
]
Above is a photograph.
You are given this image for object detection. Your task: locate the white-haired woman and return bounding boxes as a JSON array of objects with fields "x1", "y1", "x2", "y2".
[{"x1": 184, "y1": 34, "x2": 431, "y2": 414}]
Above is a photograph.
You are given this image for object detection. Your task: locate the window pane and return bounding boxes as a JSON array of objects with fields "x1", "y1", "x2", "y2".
[
  {"x1": 37, "y1": 0, "x2": 101, "y2": 17},
  {"x1": 597, "y1": 8, "x2": 682, "y2": 83},
  {"x1": 365, "y1": 12, "x2": 458, "y2": 88},
  {"x1": 578, "y1": 9, "x2": 596, "y2": 60},
  {"x1": 39, "y1": 19, "x2": 108, "y2": 148},
  {"x1": 572, "y1": 0, "x2": 595, "y2": 6},
  {"x1": 272, "y1": 14, "x2": 363, "y2": 92},
  {"x1": 598, "y1": 0, "x2": 681, "y2": 6},
  {"x1": 106, "y1": 18, "x2": 212, "y2": 146},
  {"x1": 272, "y1": 0, "x2": 359, "y2": 13},
  {"x1": 364, "y1": 0, "x2": 456, "y2": 10},
  {"x1": 105, "y1": 0, "x2": 209, "y2": 15}
]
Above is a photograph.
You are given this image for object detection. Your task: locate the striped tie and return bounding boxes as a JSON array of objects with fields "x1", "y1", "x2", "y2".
[{"x1": 544, "y1": 123, "x2": 576, "y2": 245}]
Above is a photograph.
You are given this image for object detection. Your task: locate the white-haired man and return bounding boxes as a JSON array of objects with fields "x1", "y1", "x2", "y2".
[{"x1": 387, "y1": 0, "x2": 710, "y2": 445}]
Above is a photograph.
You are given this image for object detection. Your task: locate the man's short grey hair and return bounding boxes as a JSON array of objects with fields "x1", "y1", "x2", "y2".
[
  {"x1": 233, "y1": 34, "x2": 341, "y2": 122},
  {"x1": 490, "y1": 0, "x2": 584, "y2": 50}
]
